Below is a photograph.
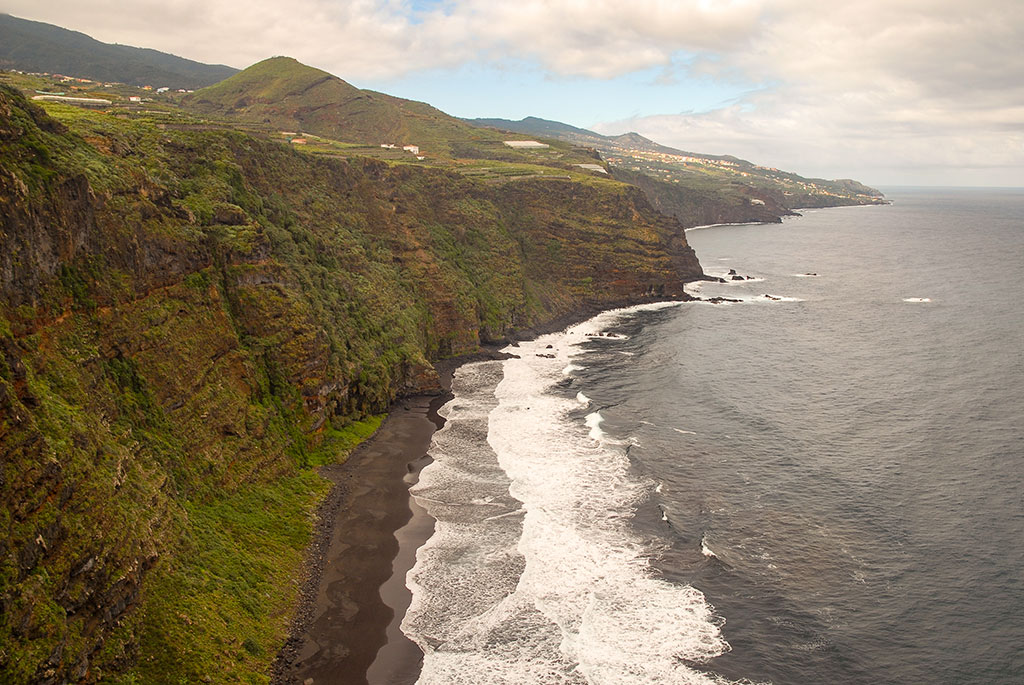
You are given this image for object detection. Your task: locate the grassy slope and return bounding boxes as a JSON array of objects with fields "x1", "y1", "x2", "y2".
[
  {"x1": 0, "y1": 86, "x2": 701, "y2": 684},
  {"x1": 185, "y1": 57, "x2": 522, "y2": 158}
]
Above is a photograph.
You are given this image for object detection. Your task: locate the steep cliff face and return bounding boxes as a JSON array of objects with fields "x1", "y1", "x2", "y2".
[
  {"x1": 611, "y1": 166, "x2": 795, "y2": 227},
  {"x1": 0, "y1": 87, "x2": 703, "y2": 683}
]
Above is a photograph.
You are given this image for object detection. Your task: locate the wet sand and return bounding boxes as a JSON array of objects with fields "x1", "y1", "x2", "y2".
[
  {"x1": 272, "y1": 349, "x2": 513, "y2": 685},
  {"x1": 271, "y1": 391, "x2": 446, "y2": 685}
]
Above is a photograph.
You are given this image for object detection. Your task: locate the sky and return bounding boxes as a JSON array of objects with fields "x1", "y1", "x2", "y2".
[{"x1": 4, "y1": 0, "x2": 1023, "y2": 187}]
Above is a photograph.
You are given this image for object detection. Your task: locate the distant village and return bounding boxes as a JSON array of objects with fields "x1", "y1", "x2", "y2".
[
  {"x1": 604, "y1": 144, "x2": 849, "y2": 199},
  {"x1": 9, "y1": 68, "x2": 196, "y2": 108}
]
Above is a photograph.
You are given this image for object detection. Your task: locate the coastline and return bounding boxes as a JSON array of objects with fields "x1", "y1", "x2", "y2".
[
  {"x1": 269, "y1": 391, "x2": 444, "y2": 685},
  {"x1": 270, "y1": 347, "x2": 516, "y2": 685},
  {"x1": 271, "y1": 297, "x2": 695, "y2": 685}
]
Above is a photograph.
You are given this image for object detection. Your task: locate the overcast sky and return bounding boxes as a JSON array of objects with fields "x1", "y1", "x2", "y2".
[{"x1": 5, "y1": 0, "x2": 1023, "y2": 186}]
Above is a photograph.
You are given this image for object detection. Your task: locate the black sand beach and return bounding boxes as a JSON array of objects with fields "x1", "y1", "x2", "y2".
[
  {"x1": 270, "y1": 390, "x2": 444, "y2": 685},
  {"x1": 271, "y1": 306, "x2": 683, "y2": 685}
]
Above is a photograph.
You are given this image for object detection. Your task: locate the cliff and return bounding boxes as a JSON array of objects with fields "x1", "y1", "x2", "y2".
[
  {"x1": 610, "y1": 166, "x2": 795, "y2": 227},
  {"x1": 0, "y1": 86, "x2": 702, "y2": 683},
  {"x1": 470, "y1": 115, "x2": 888, "y2": 221}
]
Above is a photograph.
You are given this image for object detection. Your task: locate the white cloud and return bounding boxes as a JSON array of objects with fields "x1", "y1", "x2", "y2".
[
  {"x1": 3, "y1": 0, "x2": 1022, "y2": 183},
  {"x1": 591, "y1": 0, "x2": 1024, "y2": 185},
  {"x1": 2, "y1": 0, "x2": 767, "y2": 78}
]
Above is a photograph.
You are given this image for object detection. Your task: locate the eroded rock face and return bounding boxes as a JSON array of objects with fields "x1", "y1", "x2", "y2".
[{"x1": 0, "y1": 86, "x2": 705, "y2": 683}]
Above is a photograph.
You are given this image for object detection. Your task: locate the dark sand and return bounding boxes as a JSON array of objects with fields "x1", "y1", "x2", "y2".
[
  {"x1": 271, "y1": 348, "x2": 516, "y2": 685},
  {"x1": 271, "y1": 391, "x2": 445, "y2": 685}
]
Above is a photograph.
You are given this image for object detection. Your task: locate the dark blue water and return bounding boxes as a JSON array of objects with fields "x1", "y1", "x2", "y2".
[{"x1": 573, "y1": 188, "x2": 1024, "y2": 683}]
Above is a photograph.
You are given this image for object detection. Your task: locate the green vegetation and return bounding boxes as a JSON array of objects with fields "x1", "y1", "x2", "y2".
[
  {"x1": 470, "y1": 116, "x2": 887, "y2": 225},
  {"x1": 121, "y1": 470, "x2": 329, "y2": 685},
  {"x1": 0, "y1": 76, "x2": 702, "y2": 685},
  {"x1": 183, "y1": 57, "x2": 598, "y2": 164}
]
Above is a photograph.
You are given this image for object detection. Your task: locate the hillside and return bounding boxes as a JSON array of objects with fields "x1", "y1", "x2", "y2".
[
  {"x1": 471, "y1": 116, "x2": 887, "y2": 225},
  {"x1": 0, "y1": 13, "x2": 237, "y2": 88},
  {"x1": 0, "y1": 85, "x2": 701, "y2": 684},
  {"x1": 184, "y1": 57, "x2": 550, "y2": 159}
]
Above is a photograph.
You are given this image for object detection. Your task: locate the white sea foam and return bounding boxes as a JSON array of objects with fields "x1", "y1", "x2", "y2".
[
  {"x1": 673, "y1": 428, "x2": 698, "y2": 435},
  {"x1": 576, "y1": 391, "x2": 591, "y2": 405},
  {"x1": 490, "y1": 344, "x2": 731, "y2": 683},
  {"x1": 701, "y1": 534, "x2": 718, "y2": 559},
  {"x1": 407, "y1": 313, "x2": 734, "y2": 684},
  {"x1": 685, "y1": 221, "x2": 761, "y2": 232},
  {"x1": 404, "y1": 362, "x2": 529, "y2": 682},
  {"x1": 585, "y1": 411, "x2": 607, "y2": 441},
  {"x1": 903, "y1": 297, "x2": 932, "y2": 303},
  {"x1": 684, "y1": 281, "x2": 704, "y2": 298},
  {"x1": 792, "y1": 273, "x2": 820, "y2": 278}
]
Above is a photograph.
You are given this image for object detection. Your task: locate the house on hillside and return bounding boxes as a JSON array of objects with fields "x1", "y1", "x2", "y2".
[{"x1": 403, "y1": 145, "x2": 420, "y2": 154}]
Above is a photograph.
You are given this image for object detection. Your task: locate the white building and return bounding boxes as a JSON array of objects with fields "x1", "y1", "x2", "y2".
[{"x1": 403, "y1": 145, "x2": 420, "y2": 154}]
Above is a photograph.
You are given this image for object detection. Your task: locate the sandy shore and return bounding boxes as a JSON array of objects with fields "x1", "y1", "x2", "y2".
[
  {"x1": 272, "y1": 348, "x2": 517, "y2": 685},
  {"x1": 270, "y1": 390, "x2": 445, "y2": 685},
  {"x1": 271, "y1": 302, "x2": 690, "y2": 685}
]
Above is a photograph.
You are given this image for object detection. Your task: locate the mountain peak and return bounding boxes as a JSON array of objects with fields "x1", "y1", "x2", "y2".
[{"x1": 188, "y1": 55, "x2": 357, "y2": 108}]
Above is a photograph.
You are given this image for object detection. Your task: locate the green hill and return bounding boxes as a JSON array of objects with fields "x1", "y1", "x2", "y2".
[
  {"x1": 0, "y1": 13, "x2": 237, "y2": 88},
  {"x1": 185, "y1": 57, "x2": 531, "y2": 158}
]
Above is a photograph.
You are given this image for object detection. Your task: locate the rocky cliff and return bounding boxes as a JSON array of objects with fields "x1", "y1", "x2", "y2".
[
  {"x1": 0, "y1": 86, "x2": 702, "y2": 683},
  {"x1": 610, "y1": 166, "x2": 796, "y2": 227}
]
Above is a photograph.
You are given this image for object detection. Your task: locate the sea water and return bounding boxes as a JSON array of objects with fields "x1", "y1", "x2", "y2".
[{"x1": 404, "y1": 187, "x2": 1024, "y2": 684}]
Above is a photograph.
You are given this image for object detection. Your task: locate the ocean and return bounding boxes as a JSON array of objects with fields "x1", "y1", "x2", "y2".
[{"x1": 402, "y1": 187, "x2": 1024, "y2": 684}]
